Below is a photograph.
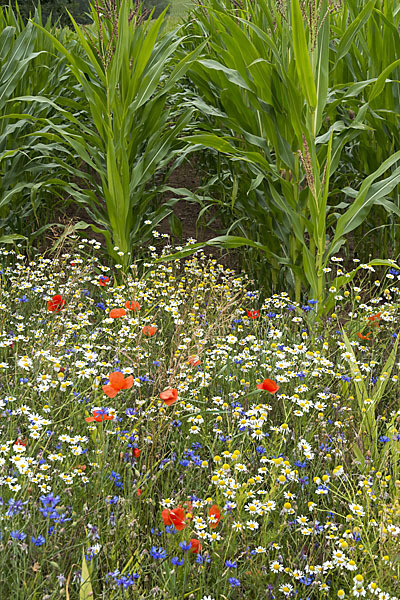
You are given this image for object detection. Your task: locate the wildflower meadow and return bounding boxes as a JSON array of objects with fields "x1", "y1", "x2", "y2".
[
  {"x1": 0, "y1": 239, "x2": 399, "y2": 599},
  {"x1": 1, "y1": 0, "x2": 400, "y2": 598}
]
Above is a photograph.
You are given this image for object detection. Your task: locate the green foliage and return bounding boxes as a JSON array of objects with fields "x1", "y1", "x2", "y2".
[
  {"x1": 169, "y1": 0, "x2": 400, "y2": 304},
  {"x1": 0, "y1": 3, "x2": 83, "y2": 241},
  {"x1": 7, "y1": 0, "x2": 91, "y2": 26},
  {"x1": 143, "y1": 0, "x2": 170, "y2": 19},
  {"x1": 10, "y1": 0, "x2": 204, "y2": 264}
]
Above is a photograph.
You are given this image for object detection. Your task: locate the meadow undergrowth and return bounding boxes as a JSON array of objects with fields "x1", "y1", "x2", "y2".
[{"x1": 0, "y1": 236, "x2": 399, "y2": 599}]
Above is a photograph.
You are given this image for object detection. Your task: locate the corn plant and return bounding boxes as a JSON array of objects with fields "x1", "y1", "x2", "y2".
[
  {"x1": 0, "y1": 3, "x2": 78, "y2": 242},
  {"x1": 167, "y1": 0, "x2": 400, "y2": 303},
  {"x1": 11, "y1": 0, "x2": 205, "y2": 265}
]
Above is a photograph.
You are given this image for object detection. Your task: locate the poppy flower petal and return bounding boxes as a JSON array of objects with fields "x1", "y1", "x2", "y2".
[
  {"x1": 102, "y1": 384, "x2": 119, "y2": 398},
  {"x1": 109, "y1": 308, "x2": 126, "y2": 318},
  {"x1": 160, "y1": 389, "x2": 178, "y2": 406},
  {"x1": 108, "y1": 371, "x2": 125, "y2": 390},
  {"x1": 161, "y1": 509, "x2": 173, "y2": 526},
  {"x1": 257, "y1": 378, "x2": 280, "y2": 394},
  {"x1": 189, "y1": 539, "x2": 200, "y2": 553},
  {"x1": 209, "y1": 504, "x2": 221, "y2": 528},
  {"x1": 120, "y1": 375, "x2": 134, "y2": 390}
]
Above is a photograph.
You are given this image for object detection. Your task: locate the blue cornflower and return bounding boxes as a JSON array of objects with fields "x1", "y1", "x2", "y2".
[
  {"x1": 39, "y1": 506, "x2": 57, "y2": 519},
  {"x1": 32, "y1": 535, "x2": 46, "y2": 546},
  {"x1": 179, "y1": 459, "x2": 190, "y2": 467},
  {"x1": 150, "y1": 546, "x2": 167, "y2": 560},
  {"x1": 54, "y1": 513, "x2": 71, "y2": 524},
  {"x1": 6, "y1": 498, "x2": 27, "y2": 517},
  {"x1": 165, "y1": 526, "x2": 176, "y2": 535},
  {"x1": 19, "y1": 377, "x2": 29, "y2": 384},
  {"x1": 96, "y1": 302, "x2": 106, "y2": 310},
  {"x1": 225, "y1": 559, "x2": 237, "y2": 568},
  {"x1": 228, "y1": 577, "x2": 240, "y2": 587},
  {"x1": 379, "y1": 436, "x2": 390, "y2": 443},
  {"x1": 105, "y1": 496, "x2": 119, "y2": 505},
  {"x1": 179, "y1": 541, "x2": 192, "y2": 552},
  {"x1": 196, "y1": 554, "x2": 211, "y2": 564},
  {"x1": 152, "y1": 360, "x2": 161, "y2": 366},
  {"x1": 171, "y1": 556, "x2": 184, "y2": 566},
  {"x1": 40, "y1": 493, "x2": 60, "y2": 508},
  {"x1": 10, "y1": 530, "x2": 26, "y2": 541},
  {"x1": 299, "y1": 575, "x2": 314, "y2": 586}
]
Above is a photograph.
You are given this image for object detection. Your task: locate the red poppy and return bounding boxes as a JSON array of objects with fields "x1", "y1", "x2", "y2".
[
  {"x1": 368, "y1": 312, "x2": 381, "y2": 322},
  {"x1": 133, "y1": 448, "x2": 141, "y2": 458},
  {"x1": 142, "y1": 325, "x2": 157, "y2": 337},
  {"x1": 99, "y1": 276, "x2": 110, "y2": 287},
  {"x1": 102, "y1": 371, "x2": 134, "y2": 398},
  {"x1": 189, "y1": 538, "x2": 201, "y2": 553},
  {"x1": 188, "y1": 355, "x2": 201, "y2": 367},
  {"x1": 125, "y1": 300, "x2": 141, "y2": 311},
  {"x1": 137, "y1": 488, "x2": 142, "y2": 496},
  {"x1": 247, "y1": 309, "x2": 259, "y2": 319},
  {"x1": 160, "y1": 388, "x2": 178, "y2": 406},
  {"x1": 357, "y1": 332, "x2": 372, "y2": 341},
  {"x1": 368, "y1": 312, "x2": 381, "y2": 328},
  {"x1": 256, "y1": 378, "x2": 280, "y2": 394},
  {"x1": 47, "y1": 295, "x2": 65, "y2": 313},
  {"x1": 85, "y1": 409, "x2": 115, "y2": 423},
  {"x1": 15, "y1": 438, "x2": 27, "y2": 447},
  {"x1": 109, "y1": 308, "x2": 126, "y2": 319},
  {"x1": 209, "y1": 504, "x2": 221, "y2": 529},
  {"x1": 161, "y1": 507, "x2": 186, "y2": 531}
]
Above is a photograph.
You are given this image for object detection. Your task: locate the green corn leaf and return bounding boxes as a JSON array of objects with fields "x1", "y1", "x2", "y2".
[
  {"x1": 368, "y1": 57, "x2": 400, "y2": 102},
  {"x1": 290, "y1": 0, "x2": 317, "y2": 111},
  {"x1": 330, "y1": 150, "x2": 400, "y2": 251},
  {"x1": 0, "y1": 234, "x2": 27, "y2": 244},
  {"x1": 314, "y1": 0, "x2": 330, "y2": 134},
  {"x1": 333, "y1": 0, "x2": 376, "y2": 67}
]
